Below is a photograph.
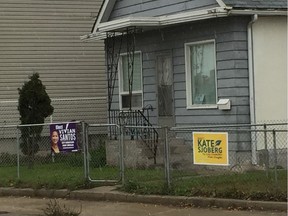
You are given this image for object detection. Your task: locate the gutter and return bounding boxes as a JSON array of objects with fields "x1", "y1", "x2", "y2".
[
  {"x1": 230, "y1": 9, "x2": 287, "y2": 16},
  {"x1": 247, "y1": 14, "x2": 258, "y2": 164}
]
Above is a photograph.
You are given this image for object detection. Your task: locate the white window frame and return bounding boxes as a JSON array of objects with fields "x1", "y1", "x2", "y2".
[
  {"x1": 118, "y1": 51, "x2": 143, "y2": 110},
  {"x1": 185, "y1": 39, "x2": 218, "y2": 109}
]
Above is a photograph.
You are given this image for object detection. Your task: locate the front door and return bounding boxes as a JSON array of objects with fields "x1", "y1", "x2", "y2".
[{"x1": 156, "y1": 52, "x2": 174, "y2": 127}]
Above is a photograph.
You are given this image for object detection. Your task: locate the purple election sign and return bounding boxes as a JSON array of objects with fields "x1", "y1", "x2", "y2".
[{"x1": 50, "y1": 122, "x2": 78, "y2": 153}]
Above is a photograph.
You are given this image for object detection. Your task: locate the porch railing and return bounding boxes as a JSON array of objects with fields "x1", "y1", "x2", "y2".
[{"x1": 108, "y1": 108, "x2": 159, "y2": 163}]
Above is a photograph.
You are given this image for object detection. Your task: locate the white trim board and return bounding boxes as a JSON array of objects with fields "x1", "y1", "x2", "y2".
[
  {"x1": 81, "y1": 7, "x2": 229, "y2": 40},
  {"x1": 81, "y1": 6, "x2": 287, "y2": 41}
]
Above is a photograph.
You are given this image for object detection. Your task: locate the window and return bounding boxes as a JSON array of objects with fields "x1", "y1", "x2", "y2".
[
  {"x1": 185, "y1": 40, "x2": 217, "y2": 108},
  {"x1": 119, "y1": 52, "x2": 143, "y2": 109}
]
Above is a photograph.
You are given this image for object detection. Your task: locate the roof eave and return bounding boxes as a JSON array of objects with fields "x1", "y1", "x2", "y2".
[
  {"x1": 81, "y1": 7, "x2": 230, "y2": 41},
  {"x1": 98, "y1": 17, "x2": 161, "y2": 32},
  {"x1": 81, "y1": 7, "x2": 287, "y2": 41}
]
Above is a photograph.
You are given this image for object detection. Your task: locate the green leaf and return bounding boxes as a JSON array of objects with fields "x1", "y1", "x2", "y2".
[{"x1": 215, "y1": 140, "x2": 221, "y2": 146}]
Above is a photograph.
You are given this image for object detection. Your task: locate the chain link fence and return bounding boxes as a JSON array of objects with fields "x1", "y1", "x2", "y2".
[
  {"x1": 86, "y1": 124, "x2": 121, "y2": 183},
  {"x1": 121, "y1": 126, "x2": 167, "y2": 189},
  {"x1": 0, "y1": 97, "x2": 107, "y2": 188},
  {"x1": 118, "y1": 123, "x2": 288, "y2": 183},
  {"x1": 167, "y1": 123, "x2": 287, "y2": 197},
  {"x1": 0, "y1": 122, "x2": 85, "y2": 189},
  {"x1": 114, "y1": 123, "x2": 286, "y2": 199},
  {"x1": 0, "y1": 120, "x2": 287, "y2": 199}
]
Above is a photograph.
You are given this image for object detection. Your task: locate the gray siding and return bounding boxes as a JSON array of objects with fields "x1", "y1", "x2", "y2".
[
  {"x1": 0, "y1": 0, "x2": 107, "y2": 125},
  {"x1": 108, "y1": 16, "x2": 251, "y2": 126},
  {"x1": 109, "y1": 0, "x2": 218, "y2": 20}
]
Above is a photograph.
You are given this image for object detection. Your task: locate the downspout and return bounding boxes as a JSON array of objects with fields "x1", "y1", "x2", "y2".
[{"x1": 248, "y1": 14, "x2": 258, "y2": 164}]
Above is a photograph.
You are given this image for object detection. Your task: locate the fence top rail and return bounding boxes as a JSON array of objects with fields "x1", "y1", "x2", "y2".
[
  {"x1": 0, "y1": 124, "x2": 18, "y2": 128},
  {"x1": 170, "y1": 128, "x2": 288, "y2": 133},
  {"x1": 0, "y1": 121, "x2": 82, "y2": 128},
  {"x1": 171, "y1": 122, "x2": 288, "y2": 130},
  {"x1": 88, "y1": 123, "x2": 119, "y2": 127}
]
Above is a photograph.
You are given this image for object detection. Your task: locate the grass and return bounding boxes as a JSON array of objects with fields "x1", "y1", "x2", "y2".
[
  {"x1": 0, "y1": 163, "x2": 286, "y2": 202},
  {"x1": 42, "y1": 199, "x2": 82, "y2": 216},
  {"x1": 0, "y1": 162, "x2": 125, "y2": 190},
  {"x1": 0, "y1": 164, "x2": 86, "y2": 190},
  {"x1": 169, "y1": 170, "x2": 287, "y2": 201},
  {"x1": 120, "y1": 169, "x2": 287, "y2": 202}
]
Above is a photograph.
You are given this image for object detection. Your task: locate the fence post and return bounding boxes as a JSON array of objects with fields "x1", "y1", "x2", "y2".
[
  {"x1": 251, "y1": 124, "x2": 257, "y2": 165},
  {"x1": 82, "y1": 121, "x2": 88, "y2": 180},
  {"x1": 272, "y1": 130, "x2": 278, "y2": 184},
  {"x1": 16, "y1": 126, "x2": 20, "y2": 179},
  {"x1": 164, "y1": 127, "x2": 171, "y2": 188},
  {"x1": 85, "y1": 123, "x2": 90, "y2": 178},
  {"x1": 120, "y1": 125, "x2": 125, "y2": 185},
  {"x1": 263, "y1": 124, "x2": 269, "y2": 177}
]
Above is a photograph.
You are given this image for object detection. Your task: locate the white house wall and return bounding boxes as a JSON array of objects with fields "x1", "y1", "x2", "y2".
[
  {"x1": 252, "y1": 16, "x2": 287, "y2": 150},
  {"x1": 253, "y1": 16, "x2": 287, "y2": 123}
]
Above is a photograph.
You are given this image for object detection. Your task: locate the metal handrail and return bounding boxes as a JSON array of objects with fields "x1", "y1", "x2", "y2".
[{"x1": 108, "y1": 108, "x2": 159, "y2": 164}]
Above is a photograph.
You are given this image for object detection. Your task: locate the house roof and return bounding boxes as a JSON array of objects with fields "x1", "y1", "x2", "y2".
[
  {"x1": 81, "y1": 0, "x2": 287, "y2": 41},
  {"x1": 222, "y1": 0, "x2": 287, "y2": 9}
]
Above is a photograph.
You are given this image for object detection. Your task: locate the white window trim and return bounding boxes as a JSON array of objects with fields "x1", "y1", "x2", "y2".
[
  {"x1": 185, "y1": 39, "x2": 218, "y2": 109},
  {"x1": 118, "y1": 51, "x2": 143, "y2": 110}
]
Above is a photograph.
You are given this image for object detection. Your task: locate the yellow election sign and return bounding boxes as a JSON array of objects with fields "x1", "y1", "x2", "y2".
[{"x1": 193, "y1": 132, "x2": 229, "y2": 166}]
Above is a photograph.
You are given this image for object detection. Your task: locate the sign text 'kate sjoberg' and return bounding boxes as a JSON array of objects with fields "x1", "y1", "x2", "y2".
[
  {"x1": 193, "y1": 132, "x2": 229, "y2": 166},
  {"x1": 50, "y1": 122, "x2": 78, "y2": 154}
]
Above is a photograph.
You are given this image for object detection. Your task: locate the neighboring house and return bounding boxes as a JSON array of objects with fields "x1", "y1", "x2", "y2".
[
  {"x1": 82, "y1": 0, "x2": 287, "y2": 167},
  {"x1": 0, "y1": 0, "x2": 107, "y2": 126}
]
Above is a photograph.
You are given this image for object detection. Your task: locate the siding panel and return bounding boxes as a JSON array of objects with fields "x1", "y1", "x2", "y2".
[
  {"x1": 0, "y1": 0, "x2": 106, "y2": 125},
  {"x1": 109, "y1": 0, "x2": 218, "y2": 20}
]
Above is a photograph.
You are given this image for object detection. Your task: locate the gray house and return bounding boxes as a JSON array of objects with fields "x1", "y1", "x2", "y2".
[
  {"x1": 82, "y1": 0, "x2": 287, "y2": 167},
  {"x1": 0, "y1": 0, "x2": 107, "y2": 126},
  {"x1": 84, "y1": 0, "x2": 287, "y2": 127}
]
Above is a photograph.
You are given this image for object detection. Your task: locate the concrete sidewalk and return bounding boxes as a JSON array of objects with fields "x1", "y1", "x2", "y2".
[{"x1": 0, "y1": 186, "x2": 286, "y2": 212}]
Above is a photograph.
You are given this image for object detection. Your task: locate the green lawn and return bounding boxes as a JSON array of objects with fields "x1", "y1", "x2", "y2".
[
  {"x1": 0, "y1": 164, "x2": 85, "y2": 190},
  {"x1": 0, "y1": 164, "x2": 286, "y2": 202},
  {"x1": 119, "y1": 169, "x2": 287, "y2": 202},
  {"x1": 169, "y1": 170, "x2": 287, "y2": 201}
]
